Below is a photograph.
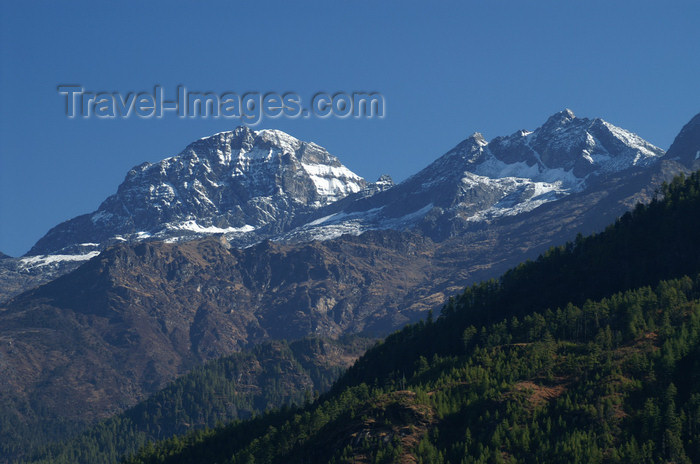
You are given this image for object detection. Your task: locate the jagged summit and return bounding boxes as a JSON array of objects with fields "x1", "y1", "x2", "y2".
[
  {"x1": 485, "y1": 110, "x2": 663, "y2": 181},
  {"x1": 541, "y1": 108, "x2": 576, "y2": 127},
  {"x1": 436, "y1": 109, "x2": 662, "y2": 185},
  {"x1": 411, "y1": 109, "x2": 664, "y2": 193},
  {"x1": 468, "y1": 132, "x2": 487, "y2": 145},
  {"x1": 375, "y1": 174, "x2": 394, "y2": 186}
]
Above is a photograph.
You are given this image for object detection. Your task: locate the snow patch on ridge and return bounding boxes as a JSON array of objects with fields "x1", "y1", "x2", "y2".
[
  {"x1": 600, "y1": 121, "x2": 660, "y2": 162},
  {"x1": 19, "y1": 252, "x2": 101, "y2": 270},
  {"x1": 165, "y1": 220, "x2": 256, "y2": 234},
  {"x1": 301, "y1": 163, "x2": 365, "y2": 200},
  {"x1": 459, "y1": 173, "x2": 568, "y2": 222},
  {"x1": 283, "y1": 204, "x2": 435, "y2": 242}
]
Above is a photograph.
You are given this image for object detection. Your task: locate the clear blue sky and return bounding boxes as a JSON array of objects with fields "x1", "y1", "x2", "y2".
[{"x1": 1, "y1": 0, "x2": 699, "y2": 256}]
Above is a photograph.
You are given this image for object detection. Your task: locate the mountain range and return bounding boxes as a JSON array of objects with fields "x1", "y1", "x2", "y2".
[
  {"x1": 2, "y1": 109, "x2": 700, "y2": 462},
  {"x1": 24, "y1": 147, "x2": 700, "y2": 464},
  {"x1": 0, "y1": 109, "x2": 686, "y2": 302},
  {"x1": 115, "y1": 169, "x2": 700, "y2": 464},
  {"x1": 16, "y1": 109, "x2": 668, "y2": 258}
]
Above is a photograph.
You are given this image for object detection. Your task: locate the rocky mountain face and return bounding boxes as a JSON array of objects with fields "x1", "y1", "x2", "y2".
[
  {"x1": 665, "y1": 112, "x2": 700, "y2": 169},
  {"x1": 28, "y1": 127, "x2": 371, "y2": 257},
  {"x1": 0, "y1": 128, "x2": 381, "y2": 303},
  {"x1": 0, "y1": 234, "x2": 435, "y2": 434}
]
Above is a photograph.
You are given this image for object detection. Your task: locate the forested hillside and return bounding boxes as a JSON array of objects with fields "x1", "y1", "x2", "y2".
[
  {"x1": 14, "y1": 337, "x2": 374, "y2": 464},
  {"x1": 120, "y1": 172, "x2": 700, "y2": 463}
]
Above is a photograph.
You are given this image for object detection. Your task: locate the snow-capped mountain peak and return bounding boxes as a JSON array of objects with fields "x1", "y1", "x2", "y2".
[
  {"x1": 28, "y1": 127, "x2": 366, "y2": 256},
  {"x1": 484, "y1": 109, "x2": 664, "y2": 186},
  {"x1": 280, "y1": 110, "x2": 666, "y2": 243}
]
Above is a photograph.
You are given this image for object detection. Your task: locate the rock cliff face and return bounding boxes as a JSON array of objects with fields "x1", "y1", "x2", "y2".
[{"x1": 0, "y1": 234, "x2": 432, "y2": 428}]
